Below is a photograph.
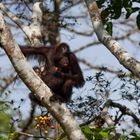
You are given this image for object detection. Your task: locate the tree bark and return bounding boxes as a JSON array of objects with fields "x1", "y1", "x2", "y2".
[
  {"x1": 85, "y1": 0, "x2": 140, "y2": 78},
  {"x1": 0, "y1": 14, "x2": 86, "y2": 140}
]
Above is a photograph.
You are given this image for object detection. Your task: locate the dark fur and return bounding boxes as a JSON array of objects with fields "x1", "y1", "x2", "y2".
[{"x1": 20, "y1": 43, "x2": 85, "y2": 102}]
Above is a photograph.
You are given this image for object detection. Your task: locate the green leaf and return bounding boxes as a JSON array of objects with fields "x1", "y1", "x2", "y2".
[
  {"x1": 0, "y1": 100, "x2": 5, "y2": 105},
  {"x1": 99, "y1": 131, "x2": 111, "y2": 138},
  {"x1": 111, "y1": 0, "x2": 122, "y2": 7},
  {"x1": 125, "y1": 7, "x2": 133, "y2": 18},
  {"x1": 101, "y1": 9, "x2": 110, "y2": 21},
  {"x1": 130, "y1": 131, "x2": 140, "y2": 138},
  {"x1": 132, "y1": 7, "x2": 140, "y2": 13},
  {"x1": 118, "y1": 135, "x2": 129, "y2": 140},
  {"x1": 56, "y1": 133, "x2": 66, "y2": 140},
  {"x1": 102, "y1": 127, "x2": 114, "y2": 132},
  {"x1": 123, "y1": 0, "x2": 132, "y2": 8},
  {"x1": 8, "y1": 132, "x2": 19, "y2": 140},
  {"x1": 96, "y1": 0, "x2": 105, "y2": 8},
  {"x1": 82, "y1": 126, "x2": 92, "y2": 134},
  {"x1": 132, "y1": 0, "x2": 140, "y2": 2},
  {"x1": 136, "y1": 13, "x2": 140, "y2": 29},
  {"x1": 125, "y1": 7, "x2": 140, "y2": 19},
  {"x1": 111, "y1": 0, "x2": 123, "y2": 19},
  {"x1": 106, "y1": 22, "x2": 113, "y2": 35}
]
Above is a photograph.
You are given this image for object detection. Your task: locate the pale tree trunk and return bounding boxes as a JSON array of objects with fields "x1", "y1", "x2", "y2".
[
  {"x1": 85, "y1": 0, "x2": 140, "y2": 78},
  {"x1": 0, "y1": 14, "x2": 86, "y2": 140}
]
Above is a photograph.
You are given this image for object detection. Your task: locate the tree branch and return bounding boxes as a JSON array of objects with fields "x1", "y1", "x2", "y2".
[
  {"x1": 110, "y1": 100, "x2": 140, "y2": 128},
  {"x1": 0, "y1": 14, "x2": 86, "y2": 140},
  {"x1": 85, "y1": 0, "x2": 140, "y2": 79}
]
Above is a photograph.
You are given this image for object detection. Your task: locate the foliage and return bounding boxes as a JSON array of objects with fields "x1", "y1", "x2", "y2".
[
  {"x1": 97, "y1": 0, "x2": 140, "y2": 33},
  {"x1": 81, "y1": 127, "x2": 140, "y2": 140},
  {"x1": 68, "y1": 96, "x2": 102, "y2": 120},
  {"x1": 129, "y1": 131, "x2": 140, "y2": 140},
  {"x1": 0, "y1": 100, "x2": 13, "y2": 140},
  {"x1": 68, "y1": 72, "x2": 140, "y2": 138},
  {"x1": 56, "y1": 126, "x2": 140, "y2": 140},
  {"x1": 117, "y1": 130, "x2": 140, "y2": 140},
  {"x1": 56, "y1": 133, "x2": 66, "y2": 140},
  {"x1": 81, "y1": 126, "x2": 113, "y2": 140}
]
